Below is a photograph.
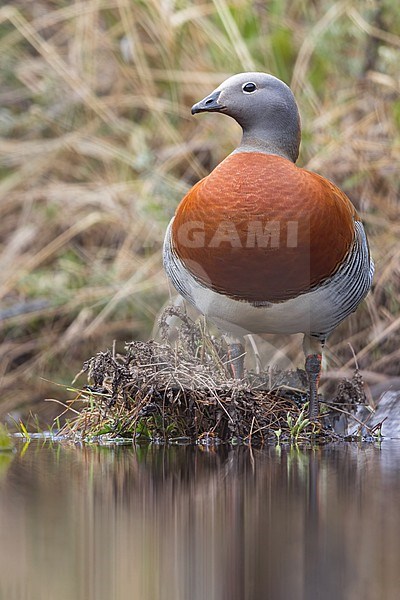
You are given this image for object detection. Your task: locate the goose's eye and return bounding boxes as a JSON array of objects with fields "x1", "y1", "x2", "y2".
[{"x1": 242, "y1": 82, "x2": 257, "y2": 94}]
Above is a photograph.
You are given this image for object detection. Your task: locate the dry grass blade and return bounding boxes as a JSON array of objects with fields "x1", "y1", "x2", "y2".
[
  {"x1": 212, "y1": 0, "x2": 256, "y2": 71},
  {"x1": 291, "y1": 1, "x2": 349, "y2": 93}
]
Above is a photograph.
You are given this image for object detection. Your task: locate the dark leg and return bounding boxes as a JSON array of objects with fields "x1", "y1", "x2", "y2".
[
  {"x1": 305, "y1": 353, "x2": 322, "y2": 420},
  {"x1": 228, "y1": 342, "x2": 245, "y2": 379}
]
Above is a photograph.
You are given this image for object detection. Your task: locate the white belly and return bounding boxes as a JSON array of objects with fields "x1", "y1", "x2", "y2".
[{"x1": 187, "y1": 283, "x2": 335, "y2": 337}]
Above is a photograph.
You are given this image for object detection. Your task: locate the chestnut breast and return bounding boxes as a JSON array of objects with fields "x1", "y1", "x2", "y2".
[{"x1": 172, "y1": 152, "x2": 357, "y2": 302}]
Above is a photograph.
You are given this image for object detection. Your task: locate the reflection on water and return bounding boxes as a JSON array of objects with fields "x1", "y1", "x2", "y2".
[{"x1": 1, "y1": 441, "x2": 400, "y2": 600}]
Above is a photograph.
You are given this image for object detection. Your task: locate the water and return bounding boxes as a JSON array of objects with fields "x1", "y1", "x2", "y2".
[{"x1": 1, "y1": 440, "x2": 400, "y2": 600}]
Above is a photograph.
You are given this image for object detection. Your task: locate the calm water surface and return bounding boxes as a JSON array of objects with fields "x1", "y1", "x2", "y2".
[{"x1": 1, "y1": 440, "x2": 400, "y2": 600}]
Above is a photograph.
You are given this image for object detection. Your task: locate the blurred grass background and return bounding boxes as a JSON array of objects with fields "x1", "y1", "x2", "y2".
[{"x1": 0, "y1": 0, "x2": 399, "y2": 421}]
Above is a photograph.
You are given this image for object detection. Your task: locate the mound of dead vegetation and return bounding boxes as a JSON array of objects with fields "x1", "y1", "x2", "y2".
[{"x1": 62, "y1": 308, "x2": 373, "y2": 445}]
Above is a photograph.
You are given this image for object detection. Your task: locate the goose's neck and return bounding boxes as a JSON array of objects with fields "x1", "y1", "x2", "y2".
[{"x1": 233, "y1": 119, "x2": 300, "y2": 163}]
